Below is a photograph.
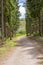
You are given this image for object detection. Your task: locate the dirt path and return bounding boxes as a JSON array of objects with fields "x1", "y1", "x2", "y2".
[{"x1": 0, "y1": 36, "x2": 43, "y2": 65}]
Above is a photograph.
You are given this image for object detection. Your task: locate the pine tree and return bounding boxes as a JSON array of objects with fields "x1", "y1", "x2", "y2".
[{"x1": 26, "y1": 0, "x2": 43, "y2": 36}]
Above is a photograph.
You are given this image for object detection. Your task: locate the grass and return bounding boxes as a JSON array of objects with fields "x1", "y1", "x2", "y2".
[
  {"x1": 5, "y1": 39, "x2": 17, "y2": 47},
  {"x1": 0, "y1": 38, "x2": 17, "y2": 57},
  {"x1": 0, "y1": 47, "x2": 9, "y2": 56},
  {"x1": 16, "y1": 33, "x2": 26, "y2": 37},
  {"x1": 0, "y1": 40, "x2": 17, "y2": 57},
  {"x1": 37, "y1": 37, "x2": 43, "y2": 41},
  {"x1": 0, "y1": 33, "x2": 26, "y2": 56}
]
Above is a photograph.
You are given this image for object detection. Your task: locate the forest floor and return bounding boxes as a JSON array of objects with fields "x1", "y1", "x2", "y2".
[{"x1": 0, "y1": 36, "x2": 43, "y2": 65}]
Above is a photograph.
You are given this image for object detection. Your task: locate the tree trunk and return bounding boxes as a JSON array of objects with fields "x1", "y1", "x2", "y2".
[
  {"x1": 1, "y1": 0, "x2": 4, "y2": 43},
  {"x1": 38, "y1": 10, "x2": 42, "y2": 36},
  {"x1": 10, "y1": 31, "x2": 12, "y2": 40}
]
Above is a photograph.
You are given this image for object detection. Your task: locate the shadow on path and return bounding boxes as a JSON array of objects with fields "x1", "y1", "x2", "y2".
[
  {"x1": 1, "y1": 36, "x2": 43, "y2": 65},
  {"x1": 15, "y1": 36, "x2": 43, "y2": 65}
]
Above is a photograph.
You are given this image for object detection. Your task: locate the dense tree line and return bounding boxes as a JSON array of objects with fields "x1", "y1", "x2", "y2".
[
  {"x1": 0, "y1": 0, "x2": 1, "y2": 27},
  {"x1": 26, "y1": 0, "x2": 43, "y2": 36},
  {"x1": 0, "y1": 0, "x2": 20, "y2": 40}
]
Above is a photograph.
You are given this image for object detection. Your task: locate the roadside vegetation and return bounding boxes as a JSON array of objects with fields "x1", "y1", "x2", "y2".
[
  {"x1": 0, "y1": 0, "x2": 43, "y2": 62},
  {"x1": 0, "y1": 33, "x2": 25, "y2": 58},
  {"x1": 0, "y1": 13, "x2": 26, "y2": 57}
]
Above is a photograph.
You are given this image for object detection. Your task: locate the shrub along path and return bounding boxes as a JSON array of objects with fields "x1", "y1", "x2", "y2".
[{"x1": 0, "y1": 36, "x2": 43, "y2": 65}]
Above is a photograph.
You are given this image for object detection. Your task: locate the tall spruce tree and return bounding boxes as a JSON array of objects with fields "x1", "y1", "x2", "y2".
[
  {"x1": 0, "y1": 0, "x2": 20, "y2": 41},
  {"x1": 26, "y1": 0, "x2": 43, "y2": 36}
]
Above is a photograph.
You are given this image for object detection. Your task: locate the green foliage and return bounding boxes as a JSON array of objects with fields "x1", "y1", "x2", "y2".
[
  {"x1": 0, "y1": 0, "x2": 20, "y2": 40},
  {"x1": 26, "y1": 0, "x2": 43, "y2": 36},
  {"x1": 19, "y1": 30, "x2": 26, "y2": 35},
  {"x1": 5, "y1": 39, "x2": 17, "y2": 47},
  {"x1": 6, "y1": 0, "x2": 20, "y2": 33}
]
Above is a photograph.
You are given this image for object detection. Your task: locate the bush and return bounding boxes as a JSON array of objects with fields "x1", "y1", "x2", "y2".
[{"x1": 19, "y1": 30, "x2": 26, "y2": 34}]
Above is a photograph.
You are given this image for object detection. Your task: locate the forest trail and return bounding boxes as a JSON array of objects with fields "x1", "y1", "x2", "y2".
[{"x1": 0, "y1": 36, "x2": 43, "y2": 65}]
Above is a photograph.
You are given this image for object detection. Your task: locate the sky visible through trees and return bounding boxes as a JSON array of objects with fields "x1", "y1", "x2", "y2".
[{"x1": 19, "y1": 0, "x2": 26, "y2": 19}]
